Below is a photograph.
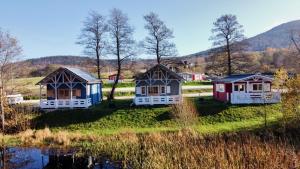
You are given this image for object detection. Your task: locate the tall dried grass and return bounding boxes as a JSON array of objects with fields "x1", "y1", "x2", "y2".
[
  {"x1": 171, "y1": 98, "x2": 199, "y2": 126},
  {"x1": 16, "y1": 127, "x2": 300, "y2": 169}
]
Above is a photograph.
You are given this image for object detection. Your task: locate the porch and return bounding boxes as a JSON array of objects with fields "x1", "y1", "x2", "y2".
[
  {"x1": 134, "y1": 95, "x2": 182, "y2": 105},
  {"x1": 230, "y1": 92, "x2": 281, "y2": 104},
  {"x1": 40, "y1": 98, "x2": 92, "y2": 109}
]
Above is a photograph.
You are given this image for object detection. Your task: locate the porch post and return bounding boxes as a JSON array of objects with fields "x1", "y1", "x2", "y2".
[
  {"x1": 54, "y1": 76, "x2": 58, "y2": 108},
  {"x1": 39, "y1": 84, "x2": 42, "y2": 106},
  {"x1": 246, "y1": 81, "x2": 249, "y2": 93},
  {"x1": 70, "y1": 82, "x2": 73, "y2": 109},
  {"x1": 262, "y1": 81, "x2": 265, "y2": 103}
]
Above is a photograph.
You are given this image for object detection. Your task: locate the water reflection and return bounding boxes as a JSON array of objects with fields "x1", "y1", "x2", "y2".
[{"x1": 0, "y1": 147, "x2": 124, "y2": 169}]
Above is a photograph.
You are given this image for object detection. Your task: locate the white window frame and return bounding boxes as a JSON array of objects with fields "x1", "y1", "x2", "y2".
[
  {"x1": 234, "y1": 84, "x2": 245, "y2": 92},
  {"x1": 252, "y1": 83, "x2": 263, "y2": 92},
  {"x1": 141, "y1": 86, "x2": 146, "y2": 95},
  {"x1": 153, "y1": 71, "x2": 163, "y2": 79},
  {"x1": 148, "y1": 86, "x2": 159, "y2": 95},
  {"x1": 216, "y1": 84, "x2": 225, "y2": 92},
  {"x1": 160, "y1": 86, "x2": 166, "y2": 94}
]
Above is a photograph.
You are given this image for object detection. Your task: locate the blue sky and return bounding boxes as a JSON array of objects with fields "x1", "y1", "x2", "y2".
[{"x1": 1, "y1": 0, "x2": 300, "y2": 59}]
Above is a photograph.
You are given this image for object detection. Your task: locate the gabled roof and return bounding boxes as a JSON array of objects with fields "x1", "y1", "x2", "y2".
[
  {"x1": 36, "y1": 67, "x2": 101, "y2": 85},
  {"x1": 135, "y1": 64, "x2": 184, "y2": 81},
  {"x1": 213, "y1": 73, "x2": 274, "y2": 83}
]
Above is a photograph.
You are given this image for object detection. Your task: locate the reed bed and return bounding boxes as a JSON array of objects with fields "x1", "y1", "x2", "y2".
[{"x1": 17, "y1": 127, "x2": 300, "y2": 169}]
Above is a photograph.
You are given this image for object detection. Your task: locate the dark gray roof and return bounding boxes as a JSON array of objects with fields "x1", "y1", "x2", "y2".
[
  {"x1": 135, "y1": 64, "x2": 184, "y2": 81},
  {"x1": 213, "y1": 73, "x2": 274, "y2": 83},
  {"x1": 37, "y1": 67, "x2": 101, "y2": 84}
]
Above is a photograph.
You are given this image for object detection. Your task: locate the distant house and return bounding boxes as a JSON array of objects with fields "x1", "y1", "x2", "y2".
[
  {"x1": 178, "y1": 72, "x2": 206, "y2": 82},
  {"x1": 134, "y1": 64, "x2": 184, "y2": 105},
  {"x1": 213, "y1": 73, "x2": 281, "y2": 104},
  {"x1": 36, "y1": 67, "x2": 102, "y2": 109},
  {"x1": 108, "y1": 74, "x2": 124, "y2": 84}
]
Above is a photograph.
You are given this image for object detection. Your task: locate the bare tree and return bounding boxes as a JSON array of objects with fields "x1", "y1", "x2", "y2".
[
  {"x1": 0, "y1": 29, "x2": 22, "y2": 132},
  {"x1": 142, "y1": 12, "x2": 177, "y2": 64},
  {"x1": 107, "y1": 8, "x2": 135, "y2": 102},
  {"x1": 77, "y1": 11, "x2": 108, "y2": 79},
  {"x1": 210, "y1": 14, "x2": 245, "y2": 75},
  {"x1": 290, "y1": 31, "x2": 300, "y2": 54}
]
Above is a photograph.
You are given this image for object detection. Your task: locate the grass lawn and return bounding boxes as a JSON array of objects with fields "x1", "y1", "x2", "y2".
[{"x1": 32, "y1": 97, "x2": 282, "y2": 135}]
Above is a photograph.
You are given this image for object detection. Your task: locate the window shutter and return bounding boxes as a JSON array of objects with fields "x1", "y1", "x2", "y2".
[
  {"x1": 167, "y1": 86, "x2": 171, "y2": 93},
  {"x1": 136, "y1": 87, "x2": 141, "y2": 94}
]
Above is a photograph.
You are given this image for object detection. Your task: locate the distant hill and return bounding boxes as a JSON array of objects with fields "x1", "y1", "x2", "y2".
[
  {"x1": 185, "y1": 20, "x2": 300, "y2": 58},
  {"x1": 246, "y1": 20, "x2": 300, "y2": 51}
]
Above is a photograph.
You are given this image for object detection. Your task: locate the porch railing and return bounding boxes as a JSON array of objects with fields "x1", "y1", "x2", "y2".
[
  {"x1": 230, "y1": 92, "x2": 281, "y2": 104},
  {"x1": 40, "y1": 98, "x2": 92, "y2": 109},
  {"x1": 134, "y1": 95, "x2": 182, "y2": 105}
]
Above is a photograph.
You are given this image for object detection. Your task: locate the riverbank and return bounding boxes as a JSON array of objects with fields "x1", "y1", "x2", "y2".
[{"x1": 2, "y1": 97, "x2": 283, "y2": 146}]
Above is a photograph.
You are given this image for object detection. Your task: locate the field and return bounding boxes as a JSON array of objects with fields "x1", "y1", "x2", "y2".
[
  {"x1": 4, "y1": 97, "x2": 299, "y2": 168},
  {"x1": 31, "y1": 97, "x2": 282, "y2": 135}
]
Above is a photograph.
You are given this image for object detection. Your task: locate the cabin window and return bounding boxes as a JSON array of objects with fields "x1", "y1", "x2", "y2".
[
  {"x1": 58, "y1": 89, "x2": 69, "y2": 98},
  {"x1": 252, "y1": 83, "x2": 262, "y2": 91},
  {"x1": 72, "y1": 89, "x2": 81, "y2": 97},
  {"x1": 47, "y1": 89, "x2": 54, "y2": 98},
  {"x1": 216, "y1": 84, "x2": 225, "y2": 92},
  {"x1": 141, "y1": 86, "x2": 146, "y2": 95},
  {"x1": 153, "y1": 71, "x2": 163, "y2": 79},
  {"x1": 234, "y1": 84, "x2": 245, "y2": 92},
  {"x1": 161, "y1": 86, "x2": 166, "y2": 94},
  {"x1": 148, "y1": 86, "x2": 159, "y2": 95}
]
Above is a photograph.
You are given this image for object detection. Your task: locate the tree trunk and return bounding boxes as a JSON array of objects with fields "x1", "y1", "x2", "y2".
[
  {"x1": 0, "y1": 87, "x2": 4, "y2": 133},
  {"x1": 109, "y1": 64, "x2": 121, "y2": 101},
  {"x1": 226, "y1": 38, "x2": 232, "y2": 76},
  {"x1": 108, "y1": 36, "x2": 121, "y2": 102},
  {"x1": 156, "y1": 39, "x2": 160, "y2": 64}
]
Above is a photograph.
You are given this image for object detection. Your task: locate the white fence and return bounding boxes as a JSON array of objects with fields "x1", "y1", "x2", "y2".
[
  {"x1": 230, "y1": 92, "x2": 281, "y2": 104},
  {"x1": 134, "y1": 95, "x2": 182, "y2": 105},
  {"x1": 40, "y1": 98, "x2": 92, "y2": 109}
]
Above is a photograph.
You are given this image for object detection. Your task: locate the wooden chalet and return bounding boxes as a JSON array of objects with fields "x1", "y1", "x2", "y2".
[
  {"x1": 36, "y1": 67, "x2": 102, "y2": 109},
  {"x1": 213, "y1": 73, "x2": 281, "y2": 104},
  {"x1": 134, "y1": 64, "x2": 184, "y2": 105}
]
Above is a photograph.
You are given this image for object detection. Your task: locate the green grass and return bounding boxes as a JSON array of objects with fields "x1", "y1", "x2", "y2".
[
  {"x1": 32, "y1": 97, "x2": 282, "y2": 135},
  {"x1": 183, "y1": 81, "x2": 212, "y2": 86},
  {"x1": 102, "y1": 82, "x2": 135, "y2": 88}
]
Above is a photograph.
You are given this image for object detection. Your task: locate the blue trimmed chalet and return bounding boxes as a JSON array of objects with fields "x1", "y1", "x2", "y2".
[{"x1": 36, "y1": 67, "x2": 102, "y2": 109}]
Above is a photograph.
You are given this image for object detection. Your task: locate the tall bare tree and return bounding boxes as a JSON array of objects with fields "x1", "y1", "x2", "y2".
[
  {"x1": 210, "y1": 14, "x2": 245, "y2": 75},
  {"x1": 142, "y1": 12, "x2": 177, "y2": 64},
  {"x1": 77, "y1": 11, "x2": 108, "y2": 79},
  {"x1": 0, "y1": 29, "x2": 22, "y2": 132},
  {"x1": 107, "y1": 8, "x2": 135, "y2": 102}
]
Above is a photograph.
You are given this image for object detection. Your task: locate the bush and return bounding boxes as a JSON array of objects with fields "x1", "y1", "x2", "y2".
[{"x1": 170, "y1": 98, "x2": 198, "y2": 125}]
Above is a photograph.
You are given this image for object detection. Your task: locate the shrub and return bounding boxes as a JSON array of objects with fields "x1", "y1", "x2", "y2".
[{"x1": 170, "y1": 98, "x2": 198, "y2": 126}]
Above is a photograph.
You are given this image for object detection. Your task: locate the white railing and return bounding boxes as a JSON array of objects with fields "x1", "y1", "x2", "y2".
[
  {"x1": 230, "y1": 92, "x2": 281, "y2": 104},
  {"x1": 134, "y1": 95, "x2": 182, "y2": 105},
  {"x1": 40, "y1": 98, "x2": 92, "y2": 109}
]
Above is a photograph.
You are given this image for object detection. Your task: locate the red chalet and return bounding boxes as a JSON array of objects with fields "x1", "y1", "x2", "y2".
[
  {"x1": 212, "y1": 73, "x2": 281, "y2": 104},
  {"x1": 108, "y1": 74, "x2": 124, "y2": 83}
]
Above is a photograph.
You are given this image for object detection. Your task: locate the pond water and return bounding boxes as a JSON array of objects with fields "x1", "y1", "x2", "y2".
[{"x1": 0, "y1": 147, "x2": 124, "y2": 169}]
